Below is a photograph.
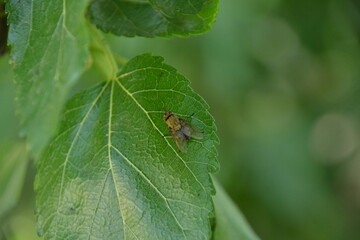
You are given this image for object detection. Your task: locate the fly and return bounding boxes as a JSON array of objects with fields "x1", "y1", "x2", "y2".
[{"x1": 163, "y1": 111, "x2": 203, "y2": 153}]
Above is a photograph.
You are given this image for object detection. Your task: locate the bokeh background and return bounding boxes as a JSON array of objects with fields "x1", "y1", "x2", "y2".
[{"x1": 1, "y1": 0, "x2": 360, "y2": 239}]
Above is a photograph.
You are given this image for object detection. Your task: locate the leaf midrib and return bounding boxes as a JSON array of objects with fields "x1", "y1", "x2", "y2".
[{"x1": 107, "y1": 80, "x2": 128, "y2": 239}]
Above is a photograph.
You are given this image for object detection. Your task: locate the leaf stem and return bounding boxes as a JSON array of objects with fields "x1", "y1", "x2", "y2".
[
  {"x1": 115, "y1": 55, "x2": 128, "y2": 66},
  {"x1": 88, "y1": 24, "x2": 119, "y2": 80}
]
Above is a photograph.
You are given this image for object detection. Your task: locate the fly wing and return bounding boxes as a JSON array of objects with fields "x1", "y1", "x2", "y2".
[
  {"x1": 173, "y1": 136, "x2": 187, "y2": 153},
  {"x1": 182, "y1": 122, "x2": 204, "y2": 140}
]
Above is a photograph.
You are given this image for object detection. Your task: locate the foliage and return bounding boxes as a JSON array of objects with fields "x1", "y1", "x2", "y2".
[
  {"x1": 0, "y1": 142, "x2": 28, "y2": 220},
  {"x1": 35, "y1": 54, "x2": 219, "y2": 239},
  {"x1": 0, "y1": 0, "x2": 260, "y2": 239},
  {"x1": 212, "y1": 180, "x2": 259, "y2": 240},
  {"x1": 3, "y1": 0, "x2": 359, "y2": 240},
  {"x1": 89, "y1": 0, "x2": 218, "y2": 37}
]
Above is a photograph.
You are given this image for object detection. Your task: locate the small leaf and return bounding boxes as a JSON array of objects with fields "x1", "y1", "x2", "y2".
[
  {"x1": 0, "y1": 141, "x2": 29, "y2": 219},
  {"x1": 89, "y1": 0, "x2": 219, "y2": 37},
  {"x1": 213, "y1": 180, "x2": 260, "y2": 240},
  {"x1": 35, "y1": 54, "x2": 219, "y2": 239},
  {"x1": 6, "y1": 0, "x2": 91, "y2": 157}
]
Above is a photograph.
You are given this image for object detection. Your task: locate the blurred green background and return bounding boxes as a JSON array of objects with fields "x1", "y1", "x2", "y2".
[{"x1": 1, "y1": 0, "x2": 360, "y2": 239}]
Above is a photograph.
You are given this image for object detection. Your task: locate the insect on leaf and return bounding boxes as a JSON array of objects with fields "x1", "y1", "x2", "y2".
[
  {"x1": 183, "y1": 122, "x2": 204, "y2": 140},
  {"x1": 35, "y1": 54, "x2": 219, "y2": 239},
  {"x1": 163, "y1": 112, "x2": 204, "y2": 153}
]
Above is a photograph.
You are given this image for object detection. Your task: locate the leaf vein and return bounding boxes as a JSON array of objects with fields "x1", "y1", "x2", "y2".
[
  {"x1": 53, "y1": 82, "x2": 109, "y2": 237},
  {"x1": 131, "y1": 89, "x2": 205, "y2": 108},
  {"x1": 107, "y1": 80, "x2": 127, "y2": 239},
  {"x1": 115, "y1": 79, "x2": 207, "y2": 196},
  {"x1": 117, "y1": 66, "x2": 175, "y2": 79},
  {"x1": 88, "y1": 168, "x2": 111, "y2": 240},
  {"x1": 111, "y1": 146, "x2": 187, "y2": 239}
]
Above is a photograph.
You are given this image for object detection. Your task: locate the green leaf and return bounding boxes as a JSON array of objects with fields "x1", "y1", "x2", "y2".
[
  {"x1": 0, "y1": 1, "x2": 8, "y2": 56},
  {"x1": 0, "y1": 141, "x2": 29, "y2": 219},
  {"x1": 213, "y1": 180, "x2": 260, "y2": 240},
  {"x1": 89, "y1": 0, "x2": 219, "y2": 37},
  {"x1": 0, "y1": 55, "x2": 18, "y2": 141},
  {"x1": 6, "y1": 0, "x2": 91, "y2": 157},
  {"x1": 35, "y1": 54, "x2": 219, "y2": 239}
]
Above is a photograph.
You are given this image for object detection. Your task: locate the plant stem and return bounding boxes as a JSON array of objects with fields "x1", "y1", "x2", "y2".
[{"x1": 88, "y1": 24, "x2": 119, "y2": 80}]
